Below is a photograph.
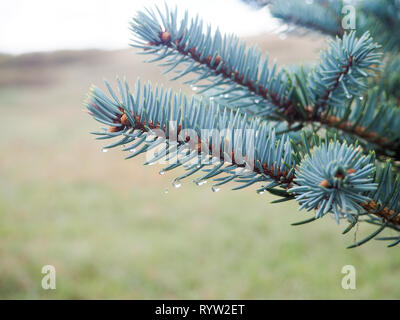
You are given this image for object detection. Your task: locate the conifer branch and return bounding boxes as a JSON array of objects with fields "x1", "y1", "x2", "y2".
[
  {"x1": 87, "y1": 79, "x2": 296, "y2": 189},
  {"x1": 269, "y1": 0, "x2": 344, "y2": 37},
  {"x1": 130, "y1": 4, "x2": 294, "y2": 118},
  {"x1": 359, "y1": 0, "x2": 400, "y2": 53},
  {"x1": 130, "y1": 6, "x2": 394, "y2": 156},
  {"x1": 85, "y1": 80, "x2": 400, "y2": 237},
  {"x1": 85, "y1": 2, "x2": 400, "y2": 247},
  {"x1": 305, "y1": 92, "x2": 400, "y2": 160},
  {"x1": 257, "y1": 0, "x2": 400, "y2": 53},
  {"x1": 309, "y1": 32, "x2": 381, "y2": 111}
]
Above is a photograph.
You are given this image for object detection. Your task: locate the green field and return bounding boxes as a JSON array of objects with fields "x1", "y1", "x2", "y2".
[{"x1": 1, "y1": 34, "x2": 399, "y2": 299}]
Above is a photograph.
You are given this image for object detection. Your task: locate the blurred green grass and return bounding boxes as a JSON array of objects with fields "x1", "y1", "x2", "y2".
[{"x1": 0, "y1": 34, "x2": 399, "y2": 299}]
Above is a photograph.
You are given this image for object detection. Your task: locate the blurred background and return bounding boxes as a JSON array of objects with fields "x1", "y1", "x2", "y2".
[{"x1": 1, "y1": 0, "x2": 399, "y2": 299}]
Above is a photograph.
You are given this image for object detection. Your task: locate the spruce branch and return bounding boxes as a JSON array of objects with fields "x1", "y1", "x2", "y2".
[
  {"x1": 85, "y1": 80, "x2": 400, "y2": 247},
  {"x1": 269, "y1": 0, "x2": 344, "y2": 37},
  {"x1": 130, "y1": 5, "x2": 390, "y2": 155},
  {"x1": 257, "y1": 0, "x2": 400, "y2": 53},
  {"x1": 359, "y1": 0, "x2": 400, "y2": 53},
  {"x1": 375, "y1": 55, "x2": 400, "y2": 104},
  {"x1": 85, "y1": 2, "x2": 400, "y2": 247},
  {"x1": 130, "y1": 4, "x2": 294, "y2": 118},
  {"x1": 311, "y1": 89, "x2": 400, "y2": 160},
  {"x1": 87, "y1": 79, "x2": 296, "y2": 190},
  {"x1": 309, "y1": 31, "x2": 381, "y2": 111}
]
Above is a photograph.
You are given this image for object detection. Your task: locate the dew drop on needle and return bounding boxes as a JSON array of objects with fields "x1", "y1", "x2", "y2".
[
  {"x1": 172, "y1": 178, "x2": 182, "y2": 188},
  {"x1": 195, "y1": 180, "x2": 207, "y2": 186}
]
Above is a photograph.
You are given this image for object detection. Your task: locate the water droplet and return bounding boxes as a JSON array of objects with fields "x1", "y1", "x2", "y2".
[
  {"x1": 164, "y1": 188, "x2": 169, "y2": 194},
  {"x1": 212, "y1": 186, "x2": 220, "y2": 193},
  {"x1": 172, "y1": 178, "x2": 182, "y2": 189},
  {"x1": 195, "y1": 180, "x2": 207, "y2": 186},
  {"x1": 359, "y1": 96, "x2": 364, "y2": 101},
  {"x1": 257, "y1": 190, "x2": 265, "y2": 195},
  {"x1": 254, "y1": 99, "x2": 260, "y2": 104},
  {"x1": 190, "y1": 85, "x2": 198, "y2": 91},
  {"x1": 223, "y1": 94, "x2": 229, "y2": 98},
  {"x1": 159, "y1": 169, "x2": 166, "y2": 175},
  {"x1": 102, "y1": 148, "x2": 108, "y2": 153},
  {"x1": 210, "y1": 97, "x2": 214, "y2": 101},
  {"x1": 346, "y1": 93, "x2": 353, "y2": 99},
  {"x1": 129, "y1": 148, "x2": 136, "y2": 153}
]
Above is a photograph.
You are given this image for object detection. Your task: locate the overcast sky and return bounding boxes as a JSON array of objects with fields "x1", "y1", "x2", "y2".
[{"x1": 0, "y1": 0, "x2": 279, "y2": 54}]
